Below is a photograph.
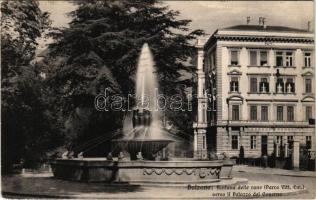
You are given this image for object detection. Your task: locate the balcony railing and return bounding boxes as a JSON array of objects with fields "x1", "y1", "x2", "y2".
[{"x1": 193, "y1": 122, "x2": 208, "y2": 128}]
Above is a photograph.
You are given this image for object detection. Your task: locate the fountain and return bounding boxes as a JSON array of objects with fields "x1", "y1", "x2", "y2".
[
  {"x1": 112, "y1": 44, "x2": 173, "y2": 160},
  {"x1": 50, "y1": 44, "x2": 233, "y2": 185}
]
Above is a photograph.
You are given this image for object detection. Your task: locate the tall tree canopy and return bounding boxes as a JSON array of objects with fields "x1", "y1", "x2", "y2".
[
  {"x1": 1, "y1": 0, "x2": 63, "y2": 172},
  {"x1": 45, "y1": 0, "x2": 204, "y2": 151},
  {"x1": 46, "y1": 0, "x2": 204, "y2": 145}
]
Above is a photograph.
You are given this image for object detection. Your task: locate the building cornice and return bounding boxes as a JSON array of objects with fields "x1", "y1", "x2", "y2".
[
  {"x1": 214, "y1": 34, "x2": 314, "y2": 44},
  {"x1": 245, "y1": 99, "x2": 299, "y2": 102},
  {"x1": 215, "y1": 120, "x2": 314, "y2": 128},
  {"x1": 301, "y1": 95, "x2": 315, "y2": 102},
  {"x1": 227, "y1": 69, "x2": 242, "y2": 75},
  {"x1": 301, "y1": 71, "x2": 314, "y2": 76}
]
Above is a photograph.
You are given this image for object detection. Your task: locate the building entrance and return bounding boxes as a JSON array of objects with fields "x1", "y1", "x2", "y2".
[{"x1": 261, "y1": 135, "x2": 268, "y2": 156}]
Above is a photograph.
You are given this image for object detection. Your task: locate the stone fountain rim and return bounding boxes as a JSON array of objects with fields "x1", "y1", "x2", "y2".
[
  {"x1": 51, "y1": 159, "x2": 226, "y2": 167},
  {"x1": 112, "y1": 138, "x2": 174, "y2": 142}
]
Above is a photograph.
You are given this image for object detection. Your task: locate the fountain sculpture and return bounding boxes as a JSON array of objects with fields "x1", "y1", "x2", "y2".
[{"x1": 51, "y1": 43, "x2": 233, "y2": 185}]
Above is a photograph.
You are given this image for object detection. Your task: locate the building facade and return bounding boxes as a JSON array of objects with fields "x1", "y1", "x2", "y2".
[{"x1": 193, "y1": 24, "x2": 315, "y2": 159}]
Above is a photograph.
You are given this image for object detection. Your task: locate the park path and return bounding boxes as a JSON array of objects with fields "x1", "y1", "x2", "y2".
[
  {"x1": 234, "y1": 165, "x2": 316, "y2": 177},
  {"x1": 2, "y1": 168, "x2": 312, "y2": 199}
]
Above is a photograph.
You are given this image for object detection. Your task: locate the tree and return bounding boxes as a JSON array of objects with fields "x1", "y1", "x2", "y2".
[
  {"x1": 1, "y1": 0, "x2": 63, "y2": 172},
  {"x1": 46, "y1": 0, "x2": 204, "y2": 149}
]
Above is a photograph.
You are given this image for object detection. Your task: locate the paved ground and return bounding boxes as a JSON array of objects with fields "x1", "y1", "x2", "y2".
[
  {"x1": 232, "y1": 167, "x2": 316, "y2": 199},
  {"x1": 234, "y1": 165, "x2": 316, "y2": 178},
  {"x1": 2, "y1": 166, "x2": 315, "y2": 199}
]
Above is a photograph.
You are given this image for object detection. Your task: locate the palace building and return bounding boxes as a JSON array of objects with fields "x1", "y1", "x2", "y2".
[{"x1": 193, "y1": 21, "x2": 315, "y2": 160}]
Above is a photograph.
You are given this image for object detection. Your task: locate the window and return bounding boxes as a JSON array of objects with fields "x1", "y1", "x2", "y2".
[
  {"x1": 249, "y1": 50, "x2": 269, "y2": 66},
  {"x1": 260, "y1": 51, "x2": 268, "y2": 66},
  {"x1": 288, "y1": 136, "x2": 294, "y2": 149},
  {"x1": 288, "y1": 136, "x2": 294, "y2": 141},
  {"x1": 251, "y1": 136, "x2": 257, "y2": 149},
  {"x1": 250, "y1": 51, "x2": 257, "y2": 66},
  {"x1": 287, "y1": 106, "x2": 294, "y2": 121},
  {"x1": 232, "y1": 135, "x2": 239, "y2": 150},
  {"x1": 285, "y1": 52, "x2": 293, "y2": 67},
  {"x1": 201, "y1": 104, "x2": 207, "y2": 123},
  {"x1": 304, "y1": 53, "x2": 311, "y2": 67},
  {"x1": 276, "y1": 77, "x2": 295, "y2": 93},
  {"x1": 230, "y1": 77, "x2": 239, "y2": 92},
  {"x1": 276, "y1": 136, "x2": 283, "y2": 145},
  {"x1": 247, "y1": 76, "x2": 270, "y2": 93},
  {"x1": 276, "y1": 51, "x2": 294, "y2": 67},
  {"x1": 277, "y1": 106, "x2": 283, "y2": 121},
  {"x1": 250, "y1": 77, "x2": 257, "y2": 93},
  {"x1": 305, "y1": 106, "x2": 313, "y2": 121},
  {"x1": 230, "y1": 50, "x2": 238, "y2": 65},
  {"x1": 305, "y1": 78, "x2": 312, "y2": 93},
  {"x1": 306, "y1": 136, "x2": 312, "y2": 149},
  {"x1": 250, "y1": 105, "x2": 257, "y2": 121},
  {"x1": 276, "y1": 52, "x2": 283, "y2": 66},
  {"x1": 261, "y1": 106, "x2": 268, "y2": 121},
  {"x1": 259, "y1": 78, "x2": 269, "y2": 93},
  {"x1": 285, "y1": 78, "x2": 295, "y2": 93},
  {"x1": 232, "y1": 105, "x2": 239, "y2": 121},
  {"x1": 276, "y1": 78, "x2": 284, "y2": 93}
]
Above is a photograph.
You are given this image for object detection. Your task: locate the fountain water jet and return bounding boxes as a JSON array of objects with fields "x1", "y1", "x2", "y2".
[{"x1": 113, "y1": 43, "x2": 173, "y2": 160}]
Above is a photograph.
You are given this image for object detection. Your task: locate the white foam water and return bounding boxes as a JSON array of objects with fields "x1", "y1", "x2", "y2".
[{"x1": 123, "y1": 43, "x2": 163, "y2": 139}]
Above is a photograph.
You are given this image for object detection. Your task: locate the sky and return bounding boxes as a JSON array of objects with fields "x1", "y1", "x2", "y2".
[{"x1": 39, "y1": 1, "x2": 314, "y2": 36}]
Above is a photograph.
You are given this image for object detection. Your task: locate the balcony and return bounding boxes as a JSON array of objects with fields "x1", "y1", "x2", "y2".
[
  {"x1": 247, "y1": 65, "x2": 271, "y2": 68},
  {"x1": 193, "y1": 122, "x2": 208, "y2": 129},
  {"x1": 216, "y1": 120, "x2": 312, "y2": 128},
  {"x1": 272, "y1": 92, "x2": 296, "y2": 96},
  {"x1": 228, "y1": 64, "x2": 241, "y2": 68},
  {"x1": 273, "y1": 66, "x2": 296, "y2": 69}
]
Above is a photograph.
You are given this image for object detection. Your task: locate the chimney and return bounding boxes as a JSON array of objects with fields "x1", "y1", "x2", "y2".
[
  {"x1": 307, "y1": 21, "x2": 311, "y2": 32},
  {"x1": 247, "y1": 16, "x2": 251, "y2": 25}
]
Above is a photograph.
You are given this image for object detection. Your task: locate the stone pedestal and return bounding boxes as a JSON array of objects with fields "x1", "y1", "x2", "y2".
[
  {"x1": 292, "y1": 140, "x2": 300, "y2": 170},
  {"x1": 194, "y1": 128, "x2": 208, "y2": 160}
]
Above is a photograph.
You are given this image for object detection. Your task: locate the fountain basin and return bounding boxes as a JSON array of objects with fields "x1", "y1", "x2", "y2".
[
  {"x1": 220, "y1": 159, "x2": 235, "y2": 179},
  {"x1": 51, "y1": 158, "x2": 226, "y2": 184}
]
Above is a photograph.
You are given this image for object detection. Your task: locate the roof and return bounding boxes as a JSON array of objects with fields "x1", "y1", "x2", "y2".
[
  {"x1": 221, "y1": 25, "x2": 310, "y2": 33},
  {"x1": 202, "y1": 24, "x2": 314, "y2": 49}
]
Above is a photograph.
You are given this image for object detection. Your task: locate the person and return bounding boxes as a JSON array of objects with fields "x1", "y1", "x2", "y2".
[
  {"x1": 262, "y1": 154, "x2": 268, "y2": 168},
  {"x1": 239, "y1": 146, "x2": 245, "y2": 164}
]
